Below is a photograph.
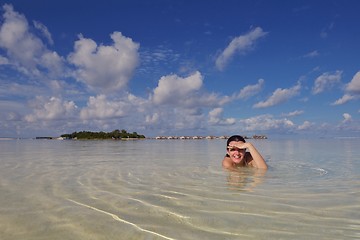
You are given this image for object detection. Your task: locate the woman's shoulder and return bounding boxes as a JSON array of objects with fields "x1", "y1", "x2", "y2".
[{"x1": 222, "y1": 156, "x2": 232, "y2": 167}]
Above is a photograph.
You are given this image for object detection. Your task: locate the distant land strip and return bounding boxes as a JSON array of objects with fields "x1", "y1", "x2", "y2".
[{"x1": 35, "y1": 130, "x2": 268, "y2": 140}]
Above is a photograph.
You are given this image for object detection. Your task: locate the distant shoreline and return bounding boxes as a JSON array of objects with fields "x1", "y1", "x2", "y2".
[
  {"x1": 34, "y1": 137, "x2": 146, "y2": 140},
  {"x1": 152, "y1": 135, "x2": 268, "y2": 140},
  {"x1": 32, "y1": 135, "x2": 269, "y2": 140}
]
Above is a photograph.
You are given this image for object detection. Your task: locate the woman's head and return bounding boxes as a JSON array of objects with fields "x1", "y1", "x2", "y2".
[
  {"x1": 225, "y1": 135, "x2": 247, "y2": 164},
  {"x1": 226, "y1": 135, "x2": 246, "y2": 146}
]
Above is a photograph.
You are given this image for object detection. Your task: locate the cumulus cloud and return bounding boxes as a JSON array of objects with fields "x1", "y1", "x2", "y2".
[
  {"x1": 33, "y1": 20, "x2": 53, "y2": 45},
  {"x1": 312, "y1": 70, "x2": 342, "y2": 94},
  {"x1": 151, "y1": 71, "x2": 231, "y2": 109},
  {"x1": 80, "y1": 94, "x2": 130, "y2": 120},
  {"x1": 239, "y1": 114, "x2": 294, "y2": 131},
  {"x1": 0, "y1": 4, "x2": 64, "y2": 77},
  {"x1": 332, "y1": 71, "x2": 360, "y2": 105},
  {"x1": 22, "y1": 93, "x2": 149, "y2": 133},
  {"x1": 237, "y1": 78, "x2": 264, "y2": 99},
  {"x1": 215, "y1": 27, "x2": 267, "y2": 71},
  {"x1": 253, "y1": 82, "x2": 301, "y2": 108},
  {"x1": 345, "y1": 71, "x2": 360, "y2": 94},
  {"x1": 68, "y1": 32, "x2": 140, "y2": 93},
  {"x1": 150, "y1": 71, "x2": 232, "y2": 108},
  {"x1": 25, "y1": 96, "x2": 77, "y2": 122},
  {"x1": 152, "y1": 71, "x2": 203, "y2": 105},
  {"x1": 297, "y1": 120, "x2": 313, "y2": 130},
  {"x1": 342, "y1": 113, "x2": 352, "y2": 123},
  {"x1": 208, "y1": 108, "x2": 236, "y2": 125}
]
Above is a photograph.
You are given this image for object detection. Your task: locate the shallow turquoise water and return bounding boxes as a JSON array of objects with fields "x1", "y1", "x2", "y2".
[{"x1": 0, "y1": 138, "x2": 359, "y2": 239}]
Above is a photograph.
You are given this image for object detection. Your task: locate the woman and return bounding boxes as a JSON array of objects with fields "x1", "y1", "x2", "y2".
[{"x1": 222, "y1": 135, "x2": 268, "y2": 170}]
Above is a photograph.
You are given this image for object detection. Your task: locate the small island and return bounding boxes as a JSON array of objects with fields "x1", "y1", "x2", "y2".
[{"x1": 60, "y1": 129, "x2": 145, "y2": 140}]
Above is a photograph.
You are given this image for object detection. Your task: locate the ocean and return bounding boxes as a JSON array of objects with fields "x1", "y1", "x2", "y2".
[{"x1": 0, "y1": 138, "x2": 359, "y2": 239}]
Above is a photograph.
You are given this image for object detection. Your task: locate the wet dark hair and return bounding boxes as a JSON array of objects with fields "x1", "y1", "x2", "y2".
[
  {"x1": 225, "y1": 135, "x2": 246, "y2": 157},
  {"x1": 226, "y1": 135, "x2": 246, "y2": 146}
]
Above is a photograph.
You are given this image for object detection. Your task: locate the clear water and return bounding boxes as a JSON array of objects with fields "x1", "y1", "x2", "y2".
[{"x1": 0, "y1": 138, "x2": 359, "y2": 239}]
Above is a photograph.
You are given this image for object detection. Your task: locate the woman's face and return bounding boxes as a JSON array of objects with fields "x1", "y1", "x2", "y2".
[{"x1": 227, "y1": 141, "x2": 246, "y2": 164}]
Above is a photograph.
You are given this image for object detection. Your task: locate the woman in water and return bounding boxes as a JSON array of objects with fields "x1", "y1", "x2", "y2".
[{"x1": 222, "y1": 135, "x2": 268, "y2": 170}]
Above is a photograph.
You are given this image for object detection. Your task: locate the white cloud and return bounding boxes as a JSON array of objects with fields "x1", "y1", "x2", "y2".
[
  {"x1": 151, "y1": 71, "x2": 231, "y2": 109},
  {"x1": 208, "y1": 108, "x2": 236, "y2": 125},
  {"x1": 312, "y1": 70, "x2": 342, "y2": 94},
  {"x1": 0, "y1": 4, "x2": 64, "y2": 77},
  {"x1": 33, "y1": 20, "x2": 53, "y2": 45},
  {"x1": 152, "y1": 71, "x2": 203, "y2": 105},
  {"x1": 145, "y1": 112, "x2": 159, "y2": 124},
  {"x1": 303, "y1": 50, "x2": 319, "y2": 58},
  {"x1": 237, "y1": 78, "x2": 264, "y2": 99},
  {"x1": 239, "y1": 114, "x2": 295, "y2": 131},
  {"x1": 25, "y1": 96, "x2": 77, "y2": 122},
  {"x1": 282, "y1": 110, "x2": 304, "y2": 117},
  {"x1": 253, "y1": 82, "x2": 301, "y2": 108},
  {"x1": 22, "y1": 93, "x2": 149, "y2": 133},
  {"x1": 0, "y1": 4, "x2": 40, "y2": 69},
  {"x1": 138, "y1": 45, "x2": 182, "y2": 76},
  {"x1": 173, "y1": 109, "x2": 205, "y2": 131},
  {"x1": 332, "y1": 94, "x2": 356, "y2": 105},
  {"x1": 0, "y1": 78, "x2": 69, "y2": 100},
  {"x1": 342, "y1": 113, "x2": 352, "y2": 123},
  {"x1": 332, "y1": 71, "x2": 360, "y2": 105},
  {"x1": 127, "y1": 93, "x2": 148, "y2": 113},
  {"x1": 68, "y1": 32, "x2": 140, "y2": 93},
  {"x1": 142, "y1": 45, "x2": 180, "y2": 64},
  {"x1": 142, "y1": 107, "x2": 207, "y2": 135},
  {"x1": 0, "y1": 55, "x2": 9, "y2": 64},
  {"x1": 192, "y1": 92, "x2": 231, "y2": 107},
  {"x1": 80, "y1": 94, "x2": 129, "y2": 120},
  {"x1": 215, "y1": 27, "x2": 267, "y2": 71},
  {"x1": 345, "y1": 71, "x2": 360, "y2": 94},
  {"x1": 297, "y1": 121, "x2": 313, "y2": 130}
]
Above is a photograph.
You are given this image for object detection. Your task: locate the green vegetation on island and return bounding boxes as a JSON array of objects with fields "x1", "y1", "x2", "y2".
[{"x1": 60, "y1": 129, "x2": 145, "y2": 140}]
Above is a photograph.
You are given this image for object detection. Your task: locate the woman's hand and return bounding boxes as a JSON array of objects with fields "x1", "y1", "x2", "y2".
[
  {"x1": 231, "y1": 142, "x2": 268, "y2": 169},
  {"x1": 228, "y1": 141, "x2": 248, "y2": 150}
]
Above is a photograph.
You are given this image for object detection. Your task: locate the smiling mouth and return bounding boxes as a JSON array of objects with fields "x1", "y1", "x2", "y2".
[{"x1": 232, "y1": 154, "x2": 241, "y2": 162}]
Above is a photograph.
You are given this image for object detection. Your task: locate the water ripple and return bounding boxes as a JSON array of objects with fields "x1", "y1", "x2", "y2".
[{"x1": 67, "y1": 198, "x2": 176, "y2": 240}]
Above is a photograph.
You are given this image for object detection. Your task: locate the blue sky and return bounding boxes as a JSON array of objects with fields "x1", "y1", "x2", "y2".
[{"x1": 0, "y1": 0, "x2": 359, "y2": 138}]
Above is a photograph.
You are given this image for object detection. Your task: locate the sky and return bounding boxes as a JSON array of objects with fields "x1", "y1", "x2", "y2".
[{"x1": 0, "y1": 0, "x2": 359, "y2": 138}]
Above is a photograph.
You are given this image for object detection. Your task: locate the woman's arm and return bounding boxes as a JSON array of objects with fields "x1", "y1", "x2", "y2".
[
  {"x1": 230, "y1": 141, "x2": 268, "y2": 169},
  {"x1": 245, "y1": 142, "x2": 268, "y2": 169}
]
